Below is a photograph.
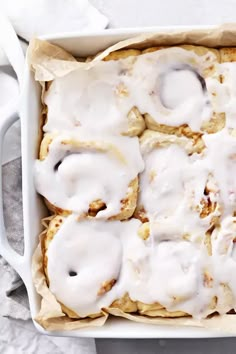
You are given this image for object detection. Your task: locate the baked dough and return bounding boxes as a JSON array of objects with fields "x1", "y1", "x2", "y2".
[
  {"x1": 33, "y1": 42, "x2": 236, "y2": 324},
  {"x1": 35, "y1": 133, "x2": 144, "y2": 219},
  {"x1": 135, "y1": 130, "x2": 220, "y2": 236},
  {"x1": 103, "y1": 45, "x2": 225, "y2": 137}
]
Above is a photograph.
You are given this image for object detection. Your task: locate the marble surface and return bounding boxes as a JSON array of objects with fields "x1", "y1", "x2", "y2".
[
  {"x1": 0, "y1": 317, "x2": 96, "y2": 354},
  {"x1": 2, "y1": 0, "x2": 236, "y2": 353}
]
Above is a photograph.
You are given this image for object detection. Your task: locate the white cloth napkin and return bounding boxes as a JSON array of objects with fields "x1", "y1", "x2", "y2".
[
  {"x1": 0, "y1": 0, "x2": 108, "y2": 41},
  {"x1": 0, "y1": 39, "x2": 27, "y2": 67}
]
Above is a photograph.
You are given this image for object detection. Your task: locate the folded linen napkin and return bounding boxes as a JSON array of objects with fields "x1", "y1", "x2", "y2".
[{"x1": 0, "y1": 0, "x2": 108, "y2": 41}]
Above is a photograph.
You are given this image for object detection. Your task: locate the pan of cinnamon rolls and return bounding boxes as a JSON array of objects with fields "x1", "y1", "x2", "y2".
[{"x1": 34, "y1": 43, "x2": 236, "y2": 323}]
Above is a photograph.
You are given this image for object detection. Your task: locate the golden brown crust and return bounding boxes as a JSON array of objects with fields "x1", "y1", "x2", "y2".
[
  {"x1": 42, "y1": 216, "x2": 105, "y2": 319},
  {"x1": 220, "y1": 47, "x2": 236, "y2": 63},
  {"x1": 125, "y1": 107, "x2": 146, "y2": 137},
  {"x1": 140, "y1": 129, "x2": 204, "y2": 154},
  {"x1": 145, "y1": 112, "x2": 225, "y2": 140},
  {"x1": 179, "y1": 45, "x2": 220, "y2": 65},
  {"x1": 200, "y1": 112, "x2": 225, "y2": 134},
  {"x1": 111, "y1": 293, "x2": 138, "y2": 313},
  {"x1": 44, "y1": 179, "x2": 139, "y2": 220},
  {"x1": 219, "y1": 48, "x2": 236, "y2": 87},
  {"x1": 137, "y1": 222, "x2": 150, "y2": 240},
  {"x1": 142, "y1": 45, "x2": 220, "y2": 64},
  {"x1": 42, "y1": 215, "x2": 65, "y2": 282},
  {"x1": 142, "y1": 46, "x2": 167, "y2": 54},
  {"x1": 144, "y1": 116, "x2": 207, "y2": 148},
  {"x1": 103, "y1": 49, "x2": 141, "y2": 61}
]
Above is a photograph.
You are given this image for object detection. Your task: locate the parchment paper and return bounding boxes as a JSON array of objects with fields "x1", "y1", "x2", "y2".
[
  {"x1": 29, "y1": 24, "x2": 236, "y2": 333},
  {"x1": 28, "y1": 23, "x2": 236, "y2": 82}
]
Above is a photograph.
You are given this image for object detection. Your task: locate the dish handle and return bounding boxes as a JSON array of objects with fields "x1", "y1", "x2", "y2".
[
  {"x1": 0, "y1": 111, "x2": 27, "y2": 280},
  {"x1": 0, "y1": 14, "x2": 26, "y2": 280}
]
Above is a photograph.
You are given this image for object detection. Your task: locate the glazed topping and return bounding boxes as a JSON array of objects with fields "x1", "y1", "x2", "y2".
[
  {"x1": 138, "y1": 138, "x2": 221, "y2": 240},
  {"x1": 46, "y1": 217, "x2": 123, "y2": 317},
  {"x1": 43, "y1": 47, "x2": 218, "y2": 134},
  {"x1": 160, "y1": 68, "x2": 204, "y2": 109},
  {"x1": 139, "y1": 127, "x2": 236, "y2": 222},
  {"x1": 37, "y1": 45, "x2": 236, "y2": 319},
  {"x1": 125, "y1": 237, "x2": 214, "y2": 318},
  {"x1": 35, "y1": 133, "x2": 144, "y2": 217},
  {"x1": 46, "y1": 215, "x2": 236, "y2": 318}
]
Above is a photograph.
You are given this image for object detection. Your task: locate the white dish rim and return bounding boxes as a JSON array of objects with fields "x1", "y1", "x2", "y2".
[{"x1": 1, "y1": 25, "x2": 235, "y2": 338}]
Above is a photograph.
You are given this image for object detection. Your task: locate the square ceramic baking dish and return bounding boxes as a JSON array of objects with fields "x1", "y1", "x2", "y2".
[{"x1": 0, "y1": 22, "x2": 234, "y2": 338}]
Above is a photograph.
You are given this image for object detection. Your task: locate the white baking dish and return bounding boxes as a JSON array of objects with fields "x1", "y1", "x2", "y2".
[{"x1": 0, "y1": 22, "x2": 234, "y2": 338}]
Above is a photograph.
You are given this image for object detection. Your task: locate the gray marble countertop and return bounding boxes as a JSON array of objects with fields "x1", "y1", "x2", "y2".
[{"x1": 2, "y1": 0, "x2": 236, "y2": 352}]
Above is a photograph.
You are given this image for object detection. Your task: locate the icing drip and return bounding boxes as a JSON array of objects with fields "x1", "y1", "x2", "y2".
[
  {"x1": 203, "y1": 129, "x2": 236, "y2": 215},
  {"x1": 211, "y1": 217, "x2": 236, "y2": 313}
]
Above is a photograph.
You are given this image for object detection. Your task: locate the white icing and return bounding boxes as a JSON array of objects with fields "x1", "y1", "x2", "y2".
[
  {"x1": 35, "y1": 133, "x2": 144, "y2": 217},
  {"x1": 160, "y1": 69, "x2": 203, "y2": 109},
  {"x1": 126, "y1": 239, "x2": 214, "y2": 318},
  {"x1": 203, "y1": 129, "x2": 236, "y2": 214},
  {"x1": 46, "y1": 216, "x2": 215, "y2": 318},
  {"x1": 47, "y1": 217, "x2": 123, "y2": 317},
  {"x1": 43, "y1": 47, "x2": 217, "y2": 134},
  {"x1": 37, "y1": 46, "x2": 236, "y2": 319},
  {"x1": 138, "y1": 142, "x2": 219, "y2": 241}
]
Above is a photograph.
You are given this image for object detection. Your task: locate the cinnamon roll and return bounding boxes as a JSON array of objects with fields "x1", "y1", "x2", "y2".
[
  {"x1": 35, "y1": 132, "x2": 144, "y2": 219},
  {"x1": 118, "y1": 221, "x2": 216, "y2": 319},
  {"x1": 102, "y1": 45, "x2": 225, "y2": 137},
  {"x1": 42, "y1": 49, "x2": 146, "y2": 137},
  {"x1": 142, "y1": 45, "x2": 225, "y2": 136},
  {"x1": 135, "y1": 130, "x2": 221, "y2": 243},
  {"x1": 42, "y1": 215, "x2": 123, "y2": 318}
]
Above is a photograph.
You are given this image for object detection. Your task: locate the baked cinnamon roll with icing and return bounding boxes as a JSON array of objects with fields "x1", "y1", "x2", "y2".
[
  {"x1": 42, "y1": 215, "x2": 123, "y2": 318},
  {"x1": 141, "y1": 45, "x2": 225, "y2": 136},
  {"x1": 34, "y1": 132, "x2": 144, "y2": 219},
  {"x1": 42, "y1": 49, "x2": 146, "y2": 137},
  {"x1": 135, "y1": 130, "x2": 221, "y2": 243},
  {"x1": 102, "y1": 45, "x2": 224, "y2": 137}
]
